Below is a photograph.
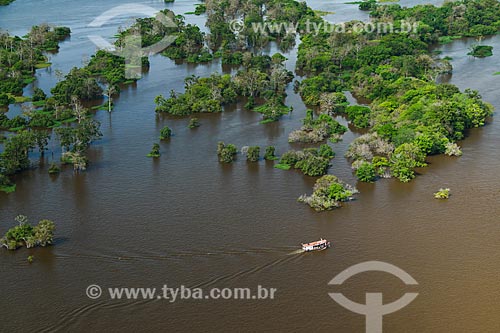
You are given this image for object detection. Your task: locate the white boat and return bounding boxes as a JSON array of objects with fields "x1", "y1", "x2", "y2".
[{"x1": 301, "y1": 238, "x2": 330, "y2": 252}]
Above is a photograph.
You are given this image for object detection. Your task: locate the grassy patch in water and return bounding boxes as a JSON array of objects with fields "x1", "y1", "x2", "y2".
[
  {"x1": 314, "y1": 10, "x2": 334, "y2": 16},
  {"x1": 0, "y1": 184, "x2": 16, "y2": 193},
  {"x1": 35, "y1": 62, "x2": 52, "y2": 69},
  {"x1": 468, "y1": 45, "x2": 493, "y2": 58},
  {"x1": 91, "y1": 104, "x2": 108, "y2": 111},
  {"x1": 274, "y1": 163, "x2": 291, "y2": 170}
]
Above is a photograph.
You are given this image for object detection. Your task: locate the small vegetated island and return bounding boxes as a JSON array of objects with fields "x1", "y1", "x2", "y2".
[
  {"x1": 0, "y1": 215, "x2": 55, "y2": 250},
  {"x1": 0, "y1": 0, "x2": 498, "y2": 213},
  {"x1": 468, "y1": 45, "x2": 494, "y2": 57}
]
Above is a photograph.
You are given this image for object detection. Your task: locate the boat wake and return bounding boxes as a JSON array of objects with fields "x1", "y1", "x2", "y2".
[{"x1": 287, "y1": 249, "x2": 305, "y2": 255}]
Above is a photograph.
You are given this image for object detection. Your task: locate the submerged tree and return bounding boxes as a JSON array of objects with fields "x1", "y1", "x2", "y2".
[
  {"x1": 104, "y1": 84, "x2": 118, "y2": 113},
  {"x1": 147, "y1": 143, "x2": 161, "y2": 158},
  {"x1": 246, "y1": 146, "x2": 260, "y2": 162},
  {"x1": 264, "y1": 146, "x2": 277, "y2": 160},
  {"x1": 217, "y1": 142, "x2": 237, "y2": 163},
  {"x1": 159, "y1": 126, "x2": 172, "y2": 140},
  {"x1": 188, "y1": 117, "x2": 200, "y2": 128}
]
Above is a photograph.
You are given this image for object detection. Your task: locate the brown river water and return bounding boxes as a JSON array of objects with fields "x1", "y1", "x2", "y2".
[{"x1": 1, "y1": 0, "x2": 500, "y2": 332}]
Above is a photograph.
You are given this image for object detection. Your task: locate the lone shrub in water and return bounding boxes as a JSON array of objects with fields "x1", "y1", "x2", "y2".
[
  {"x1": 159, "y1": 126, "x2": 172, "y2": 140},
  {"x1": 434, "y1": 188, "x2": 450, "y2": 199},
  {"x1": 246, "y1": 146, "x2": 260, "y2": 162},
  {"x1": 264, "y1": 146, "x2": 277, "y2": 160},
  {"x1": 147, "y1": 143, "x2": 161, "y2": 158},
  {"x1": 48, "y1": 163, "x2": 60, "y2": 174},
  {"x1": 188, "y1": 118, "x2": 200, "y2": 128},
  {"x1": 217, "y1": 142, "x2": 237, "y2": 163},
  {"x1": 445, "y1": 143, "x2": 462, "y2": 156}
]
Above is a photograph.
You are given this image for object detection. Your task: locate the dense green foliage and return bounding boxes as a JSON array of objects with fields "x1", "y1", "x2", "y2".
[
  {"x1": 0, "y1": 25, "x2": 70, "y2": 104},
  {"x1": 116, "y1": 9, "x2": 212, "y2": 63},
  {"x1": 159, "y1": 126, "x2": 172, "y2": 140},
  {"x1": 468, "y1": 45, "x2": 493, "y2": 57},
  {"x1": 205, "y1": 0, "x2": 316, "y2": 53},
  {"x1": 147, "y1": 143, "x2": 161, "y2": 158},
  {"x1": 345, "y1": 105, "x2": 371, "y2": 128},
  {"x1": 155, "y1": 74, "x2": 236, "y2": 115},
  {"x1": 289, "y1": 110, "x2": 347, "y2": 143},
  {"x1": 355, "y1": 162, "x2": 377, "y2": 182},
  {"x1": 277, "y1": 144, "x2": 335, "y2": 177},
  {"x1": 0, "y1": 215, "x2": 55, "y2": 250},
  {"x1": 55, "y1": 118, "x2": 102, "y2": 171},
  {"x1": 245, "y1": 146, "x2": 260, "y2": 162},
  {"x1": 370, "y1": 0, "x2": 500, "y2": 40},
  {"x1": 298, "y1": 175, "x2": 358, "y2": 211},
  {"x1": 155, "y1": 53, "x2": 293, "y2": 122},
  {"x1": 264, "y1": 146, "x2": 277, "y2": 160},
  {"x1": 293, "y1": 0, "x2": 496, "y2": 183},
  {"x1": 217, "y1": 141, "x2": 238, "y2": 163}
]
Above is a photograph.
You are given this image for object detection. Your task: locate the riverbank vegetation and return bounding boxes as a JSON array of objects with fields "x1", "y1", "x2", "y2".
[{"x1": 0, "y1": 215, "x2": 55, "y2": 250}]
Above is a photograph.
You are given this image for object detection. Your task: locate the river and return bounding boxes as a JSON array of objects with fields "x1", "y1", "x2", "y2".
[{"x1": 1, "y1": 0, "x2": 500, "y2": 331}]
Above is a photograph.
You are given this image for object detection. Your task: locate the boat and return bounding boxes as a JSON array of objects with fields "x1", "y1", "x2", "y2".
[{"x1": 301, "y1": 238, "x2": 330, "y2": 252}]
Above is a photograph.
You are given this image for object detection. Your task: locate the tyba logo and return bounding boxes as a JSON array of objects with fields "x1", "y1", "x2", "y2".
[
  {"x1": 328, "y1": 261, "x2": 418, "y2": 333},
  {"x1": 88, "y1": 4, "x2": 177, "y2": 79}
]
